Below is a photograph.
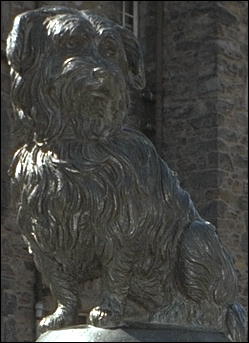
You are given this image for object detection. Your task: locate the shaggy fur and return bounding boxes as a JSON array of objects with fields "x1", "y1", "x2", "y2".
[{"x1": 7, "y1": 7, "x2": 246, "y2": 341}]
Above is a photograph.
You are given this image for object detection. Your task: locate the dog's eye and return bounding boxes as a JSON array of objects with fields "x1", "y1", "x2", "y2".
[
  {"x1": 65, "y1": 35, "x2": 88, "y2": 50},
  {"x1": 101, "y1": 39, "x2": 118, "y2": 58},
  {"x1": 66, "y1": 38, "x2": 81, "y2": 49}
]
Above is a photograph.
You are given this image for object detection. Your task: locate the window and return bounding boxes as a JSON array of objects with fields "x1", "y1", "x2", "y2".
[{"x1": 121, "y1": 1, "x2": 138, "y2": 37}]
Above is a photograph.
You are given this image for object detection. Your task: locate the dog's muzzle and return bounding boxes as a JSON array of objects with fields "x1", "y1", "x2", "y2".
[
  {"x1": 86, "y1": 67, "x2": 112, "y2": 99},
  {"x1": 50, "y1": 56, "x2": 128, "y2": 139}
]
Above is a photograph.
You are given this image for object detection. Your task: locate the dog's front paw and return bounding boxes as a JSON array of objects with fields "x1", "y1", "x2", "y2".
[
  {"x1": 38, "y1": 307, "x2": 76, "y2": 334},
  {"x1": 88, "y1": 306, "x2": 122, "y2": 328}
]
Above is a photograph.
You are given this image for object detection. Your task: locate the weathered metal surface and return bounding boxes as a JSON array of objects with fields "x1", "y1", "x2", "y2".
[{"x1": 36, "y1": 324, "x2": 230, "y2": 342}]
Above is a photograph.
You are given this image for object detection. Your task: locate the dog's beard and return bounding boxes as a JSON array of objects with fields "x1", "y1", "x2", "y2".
[{"x1": 51, "y1": 62, "x2": 128, "y2": 140}]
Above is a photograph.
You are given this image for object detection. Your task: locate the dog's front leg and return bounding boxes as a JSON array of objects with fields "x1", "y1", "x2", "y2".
[
  {"x1": 39, "y1": 277, "x2": 80, "y2": 333},
  {"x1": 89, "y1": 245, "x2": 134, "y2": 328},
  {"x1": 34, "y1": 254, "x2": 80, "y2": 334}
]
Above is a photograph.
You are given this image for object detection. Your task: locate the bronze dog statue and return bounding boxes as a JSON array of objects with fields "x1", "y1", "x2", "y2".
[{"x1": 7, "y1": 6, "x2": 246, "y2": 341}]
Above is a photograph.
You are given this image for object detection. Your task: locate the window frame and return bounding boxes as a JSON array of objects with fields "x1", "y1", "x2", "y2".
[{"x1": 121, "y1": 1, "x2": 138, "y2": 37}]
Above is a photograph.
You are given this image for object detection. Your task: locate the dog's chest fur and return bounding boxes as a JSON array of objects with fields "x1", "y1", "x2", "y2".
[{"x1": 11, "y1": 129, "x2": 167, "y2": 269}]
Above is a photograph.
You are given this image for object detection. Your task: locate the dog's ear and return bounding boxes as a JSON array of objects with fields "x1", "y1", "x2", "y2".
[
  {"x1": 6, "y1": 7, "x2": 79, "y2": 145},
  {"x1": 6, "y1": 7, "x2": 78, "y2": 75},
  {"x1": 116, "y1": 26, "x2": 146, "y2": 90},
  {"x1": 6, "y1": 10, "x2": 45, "y2": 75}
]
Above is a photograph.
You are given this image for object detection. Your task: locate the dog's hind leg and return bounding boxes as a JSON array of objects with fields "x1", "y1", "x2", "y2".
[
  {"x1": 176, "y1": 220, "x2": 247, "y2": 341},
  {"x1": 34, "y1": 253, "x2": 80, "y2": 333}
]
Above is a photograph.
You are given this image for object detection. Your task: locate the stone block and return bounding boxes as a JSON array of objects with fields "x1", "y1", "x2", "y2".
[
  {"x1": 2, "y1": 317, "x2": 17, "y2": 342},
  {"x1": 2, "y1": 292, "x2": 17, "y2": 316},
  {"x1": 238, "y1": 196, "x2": 248, "y2": 211}
]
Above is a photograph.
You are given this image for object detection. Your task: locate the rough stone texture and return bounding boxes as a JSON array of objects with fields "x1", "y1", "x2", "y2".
[
  {"x1": 216, "y1": 1, "x2": 248, "y2": 308},
  {"x1": 2, "y1": 3, "x2": 37, "y2": 342},
  {"x1": 126, "y1": 2, "x2": 157, "y2": 143},
  {"x1": 162, "y1": 1, "x2": 248, "y2": 309},
  {"x1": 1, "y1": 1, "x2": 248, "y2": 342},
  {"x1": 1, "y1": 211, "x2": 36, "y2": 342}
]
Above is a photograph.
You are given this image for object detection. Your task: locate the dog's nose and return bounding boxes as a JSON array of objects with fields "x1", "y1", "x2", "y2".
[{"x1": 92, "y1": 67, "x2": 108, "y2": 80}]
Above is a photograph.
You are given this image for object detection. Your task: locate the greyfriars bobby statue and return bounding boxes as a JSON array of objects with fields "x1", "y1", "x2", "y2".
[{"x1": 6, "y1": 6, "x2": 247, "y2": 342}]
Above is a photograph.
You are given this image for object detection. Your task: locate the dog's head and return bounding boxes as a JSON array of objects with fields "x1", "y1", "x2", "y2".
[{"x1": 7, "y1": 7, "x2": 145, "y2": 143}]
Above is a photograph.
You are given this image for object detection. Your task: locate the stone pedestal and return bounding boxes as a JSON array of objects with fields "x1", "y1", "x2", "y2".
[{"x1": 36, "y1": 323, "x2": 230, "y2": 342}]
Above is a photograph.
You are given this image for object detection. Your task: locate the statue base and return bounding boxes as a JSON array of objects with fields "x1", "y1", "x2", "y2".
[{"x1": 36, "y1": 323, "x2": 230, "y2": 342}]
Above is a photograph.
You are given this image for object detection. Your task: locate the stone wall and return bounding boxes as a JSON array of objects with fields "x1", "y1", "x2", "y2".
[
  {"x1": 216, "y1": 1, "x2": 248, "y2": 307},
  {"x1": 127, "y1": 2, "x2": 157, "y2": 142},
  {"x1": 2, "y1": 2, "x2": 36, "y2": 342},
  {"x1": 162, "y1": 1, "x2": 248, "y2": 308}
]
